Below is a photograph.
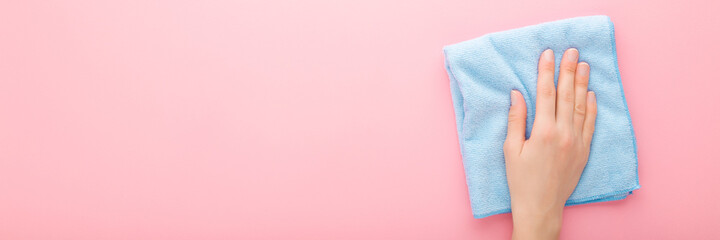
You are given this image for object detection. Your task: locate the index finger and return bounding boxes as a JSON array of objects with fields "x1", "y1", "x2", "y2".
[{"x1": 534, "y1": 49, "x2": 556, "y2": 124}]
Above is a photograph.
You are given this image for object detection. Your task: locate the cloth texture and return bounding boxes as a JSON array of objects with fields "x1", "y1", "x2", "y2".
[{"x1": 443, "y1": 15, "x2": 640, "y2": 218}]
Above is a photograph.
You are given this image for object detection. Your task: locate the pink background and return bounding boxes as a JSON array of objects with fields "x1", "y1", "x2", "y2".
[{"x1": 1, "y1": 0, "x2": 718, "y2": 239}]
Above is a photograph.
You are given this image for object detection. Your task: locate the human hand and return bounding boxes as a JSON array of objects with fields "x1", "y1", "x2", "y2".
[{"x1": 503, "y1": 48, "x2": 597, "y2": 240}]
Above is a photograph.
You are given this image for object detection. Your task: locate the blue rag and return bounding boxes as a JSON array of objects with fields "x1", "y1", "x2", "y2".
[{"x1": 443, "y1": 16, "x2": 640, "y2": 218}]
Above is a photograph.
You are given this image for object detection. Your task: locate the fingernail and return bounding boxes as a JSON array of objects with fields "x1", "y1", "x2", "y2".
[
  {"x1": 567, "y1": 48, "x2": 578, "y2": 61},
  {"x1": 588, "y1": 91, "x2": 596, "y2": 102},
  {"x1": 511, "y1": 90, "x2": 519, "y2": 106},
  {"x1": 542, "y1": 49, "x2": 553, "y2": 61},
  {"x1": 578, "y1": 62, "x2": 590, "y2": 76}
]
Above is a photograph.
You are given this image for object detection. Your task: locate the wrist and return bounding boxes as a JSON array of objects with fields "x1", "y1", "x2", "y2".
[{"x1": 511, "y1": 205, "x2": 563, "y2": 240}]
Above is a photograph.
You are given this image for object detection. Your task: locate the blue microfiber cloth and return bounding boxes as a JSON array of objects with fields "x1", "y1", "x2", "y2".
[{"x1": 443, "y1": 15, "x2": 640, "y2": 218}]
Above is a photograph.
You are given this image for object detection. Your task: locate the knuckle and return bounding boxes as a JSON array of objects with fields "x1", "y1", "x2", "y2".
[
  {"x1": 538, "y1": 86, "x2": 555, "y2": 98},
  {"x1": 508, "y1": 111, "x2": 523, "y2": 123},
  {"x1": 574, "y1": 103, "x2": 586, "y2": 115},
  {"x1": 588, "y1": 105, "x2": 598, "y2": 115},
  {"x1": 575, "y1": 78, "x2": 588, "y2": 87},
  {"x1": 534, "y1": 127, "x2": 555, "y2": 142},
  {"x1": 561, "y1": 64, "x2": 577, "y2": 73},
  {"x1": 557, "y1": 132, "x2": 575, "y2": 149},
  {"x1": 540, "y1": 64, "x2": 555, "y2": 72},
  {"x1": 503, "y1": 141, "x2": 517, "y2": 155},
  {"x1": 560, "y1": 91, "x2": 574, "y2": 102}
]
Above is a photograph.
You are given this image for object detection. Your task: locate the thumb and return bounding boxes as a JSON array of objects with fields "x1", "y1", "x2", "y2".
[{"x1": 503, "y1": 90, "x2": 527, "y2": 155}]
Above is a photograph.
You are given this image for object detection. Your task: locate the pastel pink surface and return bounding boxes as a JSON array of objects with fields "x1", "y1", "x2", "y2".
[{"x1": 0, "y1": 0, "x2": 718, "y2": 239}]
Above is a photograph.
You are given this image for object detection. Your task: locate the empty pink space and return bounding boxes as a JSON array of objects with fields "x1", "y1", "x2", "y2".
[{"x1": 0, "y1": 0, "x2": 718, "y2": 239}]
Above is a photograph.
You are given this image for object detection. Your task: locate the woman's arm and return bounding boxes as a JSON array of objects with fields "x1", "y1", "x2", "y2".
[{"x1": 503, "y1": 48, "x2": 597, "y2": 240}]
